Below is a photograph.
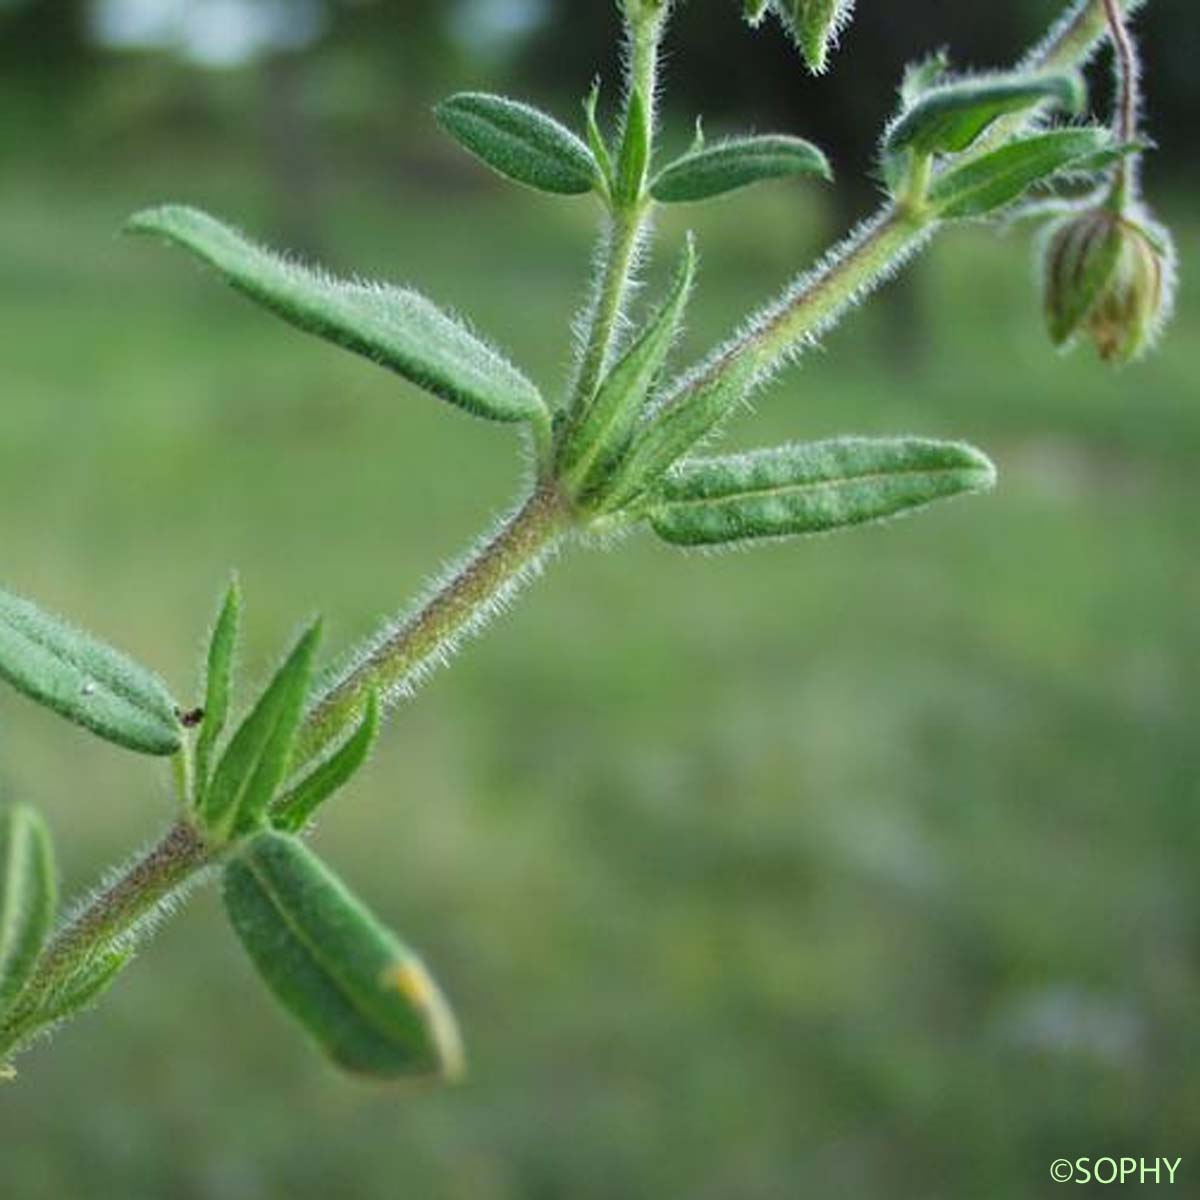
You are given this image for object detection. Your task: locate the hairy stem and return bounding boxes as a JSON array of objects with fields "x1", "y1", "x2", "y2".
[
  {"x1": 1101, "y1": 0, "x2": 1141, "y2": 203},
  {"x1": 0, "y1": 820, "x2": 214, "y2": 1058},
  {"x1": 568, "y1": 9, "x2": 664, "y2": 410},
  {"x1": 2, "y1": 0, "x2": 1136, "y2": 1069},
  {"x1": 294, "y1": 480, "x2": 572, "y2": 768},
  {"x1": 666, "y1": 0, "x2": 1135, "y2": 411}
]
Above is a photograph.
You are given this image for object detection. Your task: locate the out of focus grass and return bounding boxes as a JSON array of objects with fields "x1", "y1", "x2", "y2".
[{"x1": 0, "y1": 153, "x2": 1196, "y2": 1199}]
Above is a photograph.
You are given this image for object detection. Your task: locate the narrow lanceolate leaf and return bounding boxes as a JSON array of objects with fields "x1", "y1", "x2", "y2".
[
  {"x1": 126, "y1": 206, "x2": 546, "y2": 426},
  {"x1": 223, "y1": 832, "x2": 463, "y2": 1080},
  {"x1": 272, "y1": 692, "x2": 380, "y2": 833},
  {"x1": 561, "y1": 237, "x2": 697, "y2": 494},
  {"x1": 0, "y1": 587, "x2": 180, "y2": 756},
  {"x1": 651, "y1": 135, "x2": 831, "y2": 204},
  {"x1": 883, "y1": 72, "x2": 1084, "y2": 163},
  {"x1": 203, "y1": 622, "x2": 321, "y2": 838},
  {"x1": 583, "y1": 83, "x2": 614, "y2": 195},
  {"x1": 775, "y1": 0, "x2": 856, "y2": 74},
  {"x1": 928, "y1": 128, "x2": 1117, "y2": 220},
  {"x1": 603, "y1": 355, "x2": 760, "y2": 513},
  {"x1": 615, "y1": 86, "x2": 651, "y2": 207},
  {"x1": 0, "y1": 806, "x2": 56, "y2": 1014},
  {"x1": 648, "y1": 437, "x2": 996, "y2": 547},
  {"x1": 194, "y1": 577, "x2": 241, "y2": 804},
  {"x1": 435, "y1": 93, "x2": 599, "y2": 196}
]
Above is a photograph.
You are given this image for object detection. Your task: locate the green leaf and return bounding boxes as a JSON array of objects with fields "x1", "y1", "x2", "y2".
[
  {"x1": 928, "y1": 128, "x2": 1116, "y2": 219},
  {"x1": 126, "y1": 206, "x2": 546, "y2": 426},
  {"x1": 774, "y1": 0, "x2": 855, "y2": 74},
  {"x1": 0, "y1": 586, "x2": 180, "y2": 756},
  {"x1": 561, "y1": 236, "x2": 697, "y2": 495},
  {"x1": 900, "y1": 49, "x2": 951, "y2": 108},
  {"x1": 194, "y1": 577, "x2": 241, "y2": 804},
  {"x1": 647, "y1": 437, "x2": 996, "y2": 546},
  {"x1": 0, "y1": 806, "x2": 55, "y2": 1015},
  {"x1": 603, "y1": 355, "x2": 760, "y2": 512},
  {"x1": 883, "y1": 72, "x2": 1084, "y2": 163},
  {"x1": 273, "y1": 692, "x2": 380, "y2": 833},
  {"x1": 583, "y1": 82, "x2": 614, "y2": 195},
  {"x1": 651, "y1": 135, "x2": 831, "y2": 204},
  {"x1": 615, "y1": 86, "x2": 651, "y2": 207},
  {"x1": 223, "y1": 831, "x2": 463, "y2": 1081},
  {"x1": 435, "y1": 92, "x2": 599, "y2": 196},
  {"x1": 203, "y1": 621, "x2": 321, "y2": 839}
]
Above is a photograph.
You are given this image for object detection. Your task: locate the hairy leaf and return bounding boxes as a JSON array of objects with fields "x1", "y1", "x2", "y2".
[
  {"x1": 604, "y1": 356, "x2": 760, "y2": 512},
  {"x1": 435, "y1": 93, "x2": 599, "y2": 196},
  {"x1": 0, "y1": 806, "x2": 55, "y2": 1014},
  {"x1": 127, "y1": 206, "x2": 546, "y2": 425},
  {"x1": 562, "y1": 236, "x2": 697, "y2": 493},
  {"x1": 273, "y1": 692, "x2": 380, "y2": 833},
  {"x1": 194, "y1": 577, "x2": 241, "y2": 804},
  {"x1": 583, "y1": 82, "x2": 614, "y2": 194},
  {"x1": 648, "y1": 437, "x2": 996, "y2": 546},
  {"x1": 774, "y1": 0, "x2": 856, "y2": 74},
  {"x1": 743, "y1": 0, "x2": 771, "y2": 24},
  {"x1": 929, "y1": 128, "x2": 1117, "y2": 219},
  {"x1": 900, "y1": 49, "x2": 951, "y2": 108},
  {"x1": 615, "y1": 86, "x2": 651, "y2": 206},
  {"x1": 0, "y1": 586, "x2": 180, "y2": 756},
  {"x1": 204, "y1": 622, "x2": 320, "y2": 838},
  {"x1": 883, "y1": 72, "x2": 1084, "y2": 163},
  {"x1": 651, "y1": 135, "x2": 831, "y2": 204},
  {"x1": 223, "y1": 832, "x2": 463, "y2": 1080}
]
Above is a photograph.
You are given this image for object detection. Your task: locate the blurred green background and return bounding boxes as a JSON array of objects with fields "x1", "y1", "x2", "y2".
[{"x1": 0, "y1": 1, "x2": 1196, "y2": 1197}]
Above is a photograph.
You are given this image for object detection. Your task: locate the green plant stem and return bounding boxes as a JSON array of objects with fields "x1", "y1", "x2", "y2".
[
  {"x1": 1, "y1": 0, "x2": 1133, "y2": 1070},
  {"x1": 294, "y1": 480, "x2": 572, "y2": 769},
  {"x1": 569, "y1": 9, "x2": 664, "y2": 410},
  {"x1": 659, "y1": 208, "x2": 933, "y2": 423},
  {"x1": 0, "y1": 820, "x2": 214, "y2": 1058},
  {"x1": 1101, "y1": 0, "x2": 1140, "y2": 206}
]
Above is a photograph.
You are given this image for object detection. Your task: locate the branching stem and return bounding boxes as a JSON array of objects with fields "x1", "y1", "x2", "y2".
[{"x1": 1, "y1": 0, "x2": 1137, "y2": 1069}]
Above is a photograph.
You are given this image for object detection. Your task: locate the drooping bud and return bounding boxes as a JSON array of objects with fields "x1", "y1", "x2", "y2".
[{"x1": 1042, "y1": 205, "x2": 1175, "y2": 366}]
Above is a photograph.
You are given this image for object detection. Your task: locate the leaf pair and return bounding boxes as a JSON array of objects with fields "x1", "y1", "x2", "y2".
[
  {"x1": 192, "y1": 581, "x2": 378, "y2": 839},
  {"x1": 438, "y1": 90, "x2": 831, "y2": 210},
  {"x1": 0, "y1": 586, "x2": 181, "y2": 757},
  {"x1": 881, "y1": 65, "x2": 1127, "y2": 219},
  {"x1": 883, "y1": 72, "x2": 1085, "y2": 170},
  {"x1": 223, "y1": 831, "x2": 463, "y2": 1081},
  {"x1": 127, "y1": 206, "x2": 547, "y2": 429},
  {"x1": 647, "y1": 437, "x2": 996, "y2": 547}
]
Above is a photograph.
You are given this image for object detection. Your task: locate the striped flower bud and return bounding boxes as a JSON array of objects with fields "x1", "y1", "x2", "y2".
[{"x1": 1043, "y1": 206, "x2": 1174, "y2": 366}]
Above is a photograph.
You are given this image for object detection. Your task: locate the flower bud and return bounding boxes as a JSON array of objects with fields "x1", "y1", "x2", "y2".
[{"x1": 1042, "y1": 206, "x2": 1174, "y2": 366}]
